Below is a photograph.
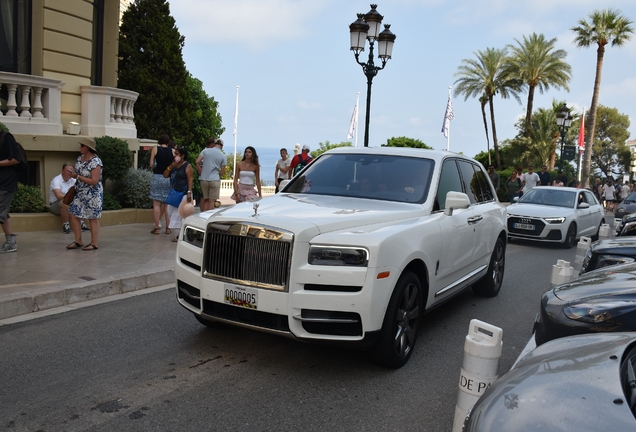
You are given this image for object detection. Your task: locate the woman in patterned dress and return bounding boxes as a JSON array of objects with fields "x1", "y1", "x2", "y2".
[
  {"x1": 149, "y1": 133, "x2": 174, "y2": 234},
  {"x1": 66, "y1": 137, "x2": 103, "y2": 251}
]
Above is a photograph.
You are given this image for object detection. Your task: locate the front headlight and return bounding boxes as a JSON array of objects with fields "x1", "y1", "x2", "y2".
[
  {"x1": 596, "y1": 254, "x2": 635, "y2": 269},
  {"x1": 308, "y1": 245, "x2": 369, "y2": 266},
  {"x1": 183, "y1": 226, "x2": 205, "y2": 248},
  {"x1": 544, "y1": 217, "x2": 566, "y2": 224},
  {"x1": 563, "y1": 300, "x2": 636, "y2": 323}
]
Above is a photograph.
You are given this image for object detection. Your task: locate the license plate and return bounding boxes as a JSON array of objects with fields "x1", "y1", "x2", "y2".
[
  {"x1": 224, "y1": 284, "x2": 258, "y2": 309},
  {"x1": 514, "y1": 223, "x2": 535, "y2": 230}
]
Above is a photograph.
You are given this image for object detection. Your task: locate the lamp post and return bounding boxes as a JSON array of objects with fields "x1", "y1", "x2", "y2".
[
  {"x1": 555, "y1": 103, "x2": 573, "y2": 172},
  {"x1": 349, "y1": 4, "x2": 396, "y2": 147}
]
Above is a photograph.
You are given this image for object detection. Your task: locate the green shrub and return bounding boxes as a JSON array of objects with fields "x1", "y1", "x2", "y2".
[
  {"x1": 118, "y1": 167, "x2": 152, "y2": 209},
  {"x1": 95, "y1": 136, "x2": 132, "y2": 182},
  {"x1": 0, "y1": 122, "x2": 8, "y2": 133},
  {"x1": 9, "y1": 183, "x2": 46, "y2": 213},
  {"x1": 102, "y1": 191, "x2": 122, "y2": 211}
]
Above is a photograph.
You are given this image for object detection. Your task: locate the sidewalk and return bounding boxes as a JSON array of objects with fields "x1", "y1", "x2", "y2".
[{"x1": 0, "y1": 196, "x2": 240, "y2": 323}]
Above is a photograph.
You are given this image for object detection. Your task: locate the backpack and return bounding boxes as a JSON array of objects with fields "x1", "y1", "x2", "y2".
[
  {"x1": 293, "y1": 154, "x2": 310, "y2": 176},
  {"x1": 1, "y1": 132, "x2": 29, "y2": 184}
]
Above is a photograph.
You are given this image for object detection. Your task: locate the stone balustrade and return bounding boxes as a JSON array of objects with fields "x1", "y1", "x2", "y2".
[
  {"x1": 0, "y1": 71, "x2": 65, "y2": 134},
  {"x1": 220, "y1": 180, "x2": 275, "y2": 195},
  {"x1": 81, "y1": 85, "x2": 139, "y2": 138}
]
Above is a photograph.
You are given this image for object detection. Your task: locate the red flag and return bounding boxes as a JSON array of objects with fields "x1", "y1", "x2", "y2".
[{"x1": 577, "y1": 108, "x2": 585, "y2": 149}]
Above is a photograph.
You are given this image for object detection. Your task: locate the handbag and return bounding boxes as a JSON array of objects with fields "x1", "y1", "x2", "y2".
[
  {"x1": 166, "y1": 188, "x2": 185, "y2": 207},
  {"x1": 62, "y1": 186, "x2": 76, "y2": 206}
]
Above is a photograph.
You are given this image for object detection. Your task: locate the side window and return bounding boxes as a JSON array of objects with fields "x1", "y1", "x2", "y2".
[
  {"x1": 473, "y1": 164, "x2": 494, "y2": 202},
  {"x1": 435, "y1": 159, "x2": 463, "y2": 211},
  {"x1": 457, "y1": 160, "x2": 479, "y2": 204},
  {"x1": 584, "y1": 191, "x2": 597, "y2": 205}
]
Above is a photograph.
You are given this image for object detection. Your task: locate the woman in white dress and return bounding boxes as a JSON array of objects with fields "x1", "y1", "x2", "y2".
[{"x1": 231, "y1": 146, "x2": 262, "y2": 202}]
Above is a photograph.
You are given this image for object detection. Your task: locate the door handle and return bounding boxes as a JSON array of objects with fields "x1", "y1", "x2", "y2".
[{"x1": 467, "y1": 216, "x2": 483, "y2": 224}]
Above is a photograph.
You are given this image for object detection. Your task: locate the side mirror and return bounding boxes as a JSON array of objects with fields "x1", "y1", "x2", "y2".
[
  {"x1": 444, "y1": 191, "x2": 471, "y2": 216},
  {"x1": 578, "y1": 202, "x2": 590, "y2": 209},
  {"x1": 279, "y1": 180, "x2": 291, "y2": 191},
  {"x1": 513, "y1": 196, "x2": 520, "y2": 202}
]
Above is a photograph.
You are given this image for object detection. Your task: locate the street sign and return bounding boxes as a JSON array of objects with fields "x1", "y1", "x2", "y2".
[{"x1": 562, "y1": 145, "x2": 576, "y2": 161}]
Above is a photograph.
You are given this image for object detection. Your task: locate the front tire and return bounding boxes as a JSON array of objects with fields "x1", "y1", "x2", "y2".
[
  {"x1": 563, "y1": 223, "x2": 577, "y2": 249},
  {"x1": 591, "y1": 219, "x2": 605, "y2": 241},
  {"x1": 473, "y1": 237, "x2": 505, "y2": 297},
  {"x1": 370, "y1": 271, "x2": 422, "y2": 368}
]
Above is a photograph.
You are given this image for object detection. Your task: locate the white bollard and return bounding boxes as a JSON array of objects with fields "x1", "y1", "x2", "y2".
[
  {"x1": 551, "y1": 259, "x2": 574, "y2": 287},
  {"x1": 599, "y1": 223, "x2": 611, "y2": 239},
  {"x1": 574, "y1": 237, "x2": 592, "y2": 272},
  {"x1": 452, "y1": 319, "x2": 503, "y2": 432}
]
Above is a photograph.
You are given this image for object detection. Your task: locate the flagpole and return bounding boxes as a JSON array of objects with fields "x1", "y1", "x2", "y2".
[
  {"x1": 355, "y1": 92, "x2": 360, "y2": 147},
  {"x1": 233, "y1": 86, "x2": 239, "y2": 180},
  {"x1": 446, "y1": 86, "x2": 451, "y2": 151}
]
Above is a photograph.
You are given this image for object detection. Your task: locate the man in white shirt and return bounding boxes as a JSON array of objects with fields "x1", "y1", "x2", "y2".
[
  {"x1": 602, "y1": 179, "x2": 616, "y2": 212},
  {"x1": 49, "y1": 163, "x2": 88, "y2": 234},
  {"x1": 274, "y1": 148, "x2": 291, "y2": 193},
  {"x1": 196, "y1": 138, "x2": 226, "y2": 211},
  {"x1": 522, "y1": 165, "x2": 540, "y2": 194}
]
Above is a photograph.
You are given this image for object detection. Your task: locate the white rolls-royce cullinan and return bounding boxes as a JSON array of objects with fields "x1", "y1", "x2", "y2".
[{"x1": 174, "y1": 147, "x2": 507, "y2": 367}]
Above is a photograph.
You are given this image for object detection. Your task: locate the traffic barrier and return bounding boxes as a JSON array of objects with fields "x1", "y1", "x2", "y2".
[
  {"x1": 574, "y1": 236, "x2": 591, "y2": 272},
  {"x1": 551, "y1": 259, "x2": 574, "y2": 287},
  {"x1": 599, "y1": 223, "x2": 611, "y2": 239},
  {"x1": 452, "y1": 319, "x2": 503, "y2": 432}
]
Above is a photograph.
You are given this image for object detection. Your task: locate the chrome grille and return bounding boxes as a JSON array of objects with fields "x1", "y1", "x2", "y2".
[{"x1": 204, "y1": 222, "x2": 292, "y2": 290}]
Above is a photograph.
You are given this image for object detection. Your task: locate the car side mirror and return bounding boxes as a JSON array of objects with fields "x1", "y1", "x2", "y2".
[
  {"x1": 444, "y1": 191, "x2": 471, "y2": 216},
  {"x1": 578, "y1": 202, "x2": 590, "y2": 209},
  {"x1": 279, "y1": 180, "x2": 291, "y2": 191}
]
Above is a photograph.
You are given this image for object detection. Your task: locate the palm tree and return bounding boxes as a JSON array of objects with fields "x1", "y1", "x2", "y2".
[
  {"x1": 572, "y1": 8, "x2": 633, "y2": 187},
  {"x1": 506, "y1": 33, "x2": 572, "y2": 137},
  {"x1": 479, "y1": 93, "x2": 491, "y2": 165},
  {"x1": 454, "y1": 47, "x2": 521, "y2": 169}
]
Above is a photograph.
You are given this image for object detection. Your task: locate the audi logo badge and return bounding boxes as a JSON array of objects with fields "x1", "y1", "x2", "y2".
[{"x1": 520, "y1": 218, "x2": 532, "y2": 224}]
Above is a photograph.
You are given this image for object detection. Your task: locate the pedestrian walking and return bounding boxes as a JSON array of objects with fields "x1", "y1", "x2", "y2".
[
  {"x1": 195, "y1": 137, "x2": 226, "y2": 211},
  {"x1": 149, "y1": 134, "x2": 174, "y2": 235},
  {"x1": 0, "y1": 130, "x2": 19, "y2": 253}
]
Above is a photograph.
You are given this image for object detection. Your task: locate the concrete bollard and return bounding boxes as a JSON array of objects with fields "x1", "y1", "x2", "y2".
[
  {"x1": 574, "y1": 237, "x2": 592, "y2": 272},
  {"x1": 551, "y1": 259, "x2": 574, "y2": 287},
  {"x1": 599, "y1": 223, "x2": 611, "y2": 239},
  {"x1": 452, "y1": 319, "x2": 503, "y2": 432}
]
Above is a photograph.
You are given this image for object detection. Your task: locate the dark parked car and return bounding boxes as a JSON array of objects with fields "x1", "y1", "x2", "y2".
[
  {"x1": 615, "y1": 192, "x2": 636, "y2": 219},
  {"x1": 615, "y1": 212, "x2": 636, "y2": 237},
  {"x1": 534, "y1": 262, "x2": 636, "y2": 346},
  {"x1": 580, "y1": 238, "x2": 636, "y2": 275},
  {"x1": 463, "y1": 333, "x2": 636, "y2": 431}
]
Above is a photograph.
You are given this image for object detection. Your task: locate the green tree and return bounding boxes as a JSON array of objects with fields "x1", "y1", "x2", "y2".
[
  {"x1": 118, "y1": 0, "x2": 193, "y2": 141},
  {"x1": 454, "y1": 47, "x2": 522, "y2": 169},
  {"x1": 311, "y1": 141, "x2": 352, "y2": 158},
  {"x1": 187, "y1": 74, "x2": 225, "y2": 152},
  {"x1": 383, "y1": 136, "x2": 432, "y2": 149},
  {"x1": 94, "y1": 136, "x2": 132, "y2": 182},
  {"x1": 583, "y1": 105, "x2": 631, "y2": 178},
  {"x1": 572, "y1": 8, "x2": 634, "y2": 187},
  {"x1": 506, "y1": 33, "x2": 572, "y2": 137}
]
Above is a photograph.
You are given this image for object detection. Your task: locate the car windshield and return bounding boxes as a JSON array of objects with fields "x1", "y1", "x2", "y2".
[
  {"x1": 283, "y1": 153, "x2": 435, "y2": 203},
  {"x1": 518, "y1": 188, "x2": 576, "y2": 208},
  {"x1": 624, "y1": 192, "x2": 636, "y2": 204}
]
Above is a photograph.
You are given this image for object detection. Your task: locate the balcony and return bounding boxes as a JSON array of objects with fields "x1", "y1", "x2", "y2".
[
  {"x1": 0, "y1": 72, "x2": 139, "y2": 139},
  {"x1": 80, "y1": 85, "x2": 138, "y2": 138},
  {"x1": 0, "y1": 71, "x2": 65, "y2": 135}
]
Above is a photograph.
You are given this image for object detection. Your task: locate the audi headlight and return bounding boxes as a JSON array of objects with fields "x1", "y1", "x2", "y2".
[
  {"x1": 563, "y1": 300, "x2": 636, "y2": 323},
  {"x1": 183, "y1": 226, "x2": 205, "y2": 248},
  {"x1": 596, "y1": 254, "x2": 635, "y2": 270},
  {"x1": 308, "y1": 245, "x2": 369, "y2": 266},
  {"x1": 544, "y1": 217, "x2": 566, "y2": 224}
]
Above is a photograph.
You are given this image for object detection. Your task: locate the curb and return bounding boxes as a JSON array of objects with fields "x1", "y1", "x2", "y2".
[{"x1": 0, "y1": 269, "x2": 174, "y2": 321}]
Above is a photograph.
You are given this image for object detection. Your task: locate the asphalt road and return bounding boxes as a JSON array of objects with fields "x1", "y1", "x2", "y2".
[{"x1": 0, "y1": 239, "x2": 578, "y2": 432}]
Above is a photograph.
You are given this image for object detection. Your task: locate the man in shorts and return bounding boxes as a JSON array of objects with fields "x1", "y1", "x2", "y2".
[
  {"x1": 196, "y1": 138, "x2": 226, "y2": 212},
  {"x1": 274, "y1": 148, "x2": 291, "y2": 193},
  {"x1": 0, "y1": 130, "x2": 19, "y2": 253},
  {"x1": 49, "y1": 163, "x2": 90, "y2": 233}
]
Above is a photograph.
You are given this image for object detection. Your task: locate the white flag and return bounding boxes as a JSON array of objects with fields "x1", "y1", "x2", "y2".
[
  {"x1": 441, "y1": 93, "x2": 454, "y2": 138},
  {"x1": 347, "y1": 99, "x2": 358, "y2": 141}
]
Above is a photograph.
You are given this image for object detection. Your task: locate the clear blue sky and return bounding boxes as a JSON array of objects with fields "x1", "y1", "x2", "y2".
[{"x1": 168, "y1": 0, "x2": 636, "y2": 161}]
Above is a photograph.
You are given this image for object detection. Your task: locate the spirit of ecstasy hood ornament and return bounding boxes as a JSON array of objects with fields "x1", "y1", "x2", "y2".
[{"x1": 252, "y1": 203, "x2": 259, "y2": 217}]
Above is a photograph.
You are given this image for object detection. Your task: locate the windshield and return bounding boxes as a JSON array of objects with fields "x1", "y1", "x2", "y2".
[
  {"x1": 518, "y1": 188, "x2": 576, "y2": 208},
  {"x1": 282, "y1": 153, "x2": 435, "y2": 203},
  {"x1": 625, "y1": 192, "x2": 636, "y2": 204}
]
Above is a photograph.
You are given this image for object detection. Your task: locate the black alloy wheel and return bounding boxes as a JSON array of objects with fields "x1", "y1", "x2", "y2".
[
  {"x1": 473, "y1": 237, "x2": 505, "y2": 297},
  {"x1": 563, "y1": 223, "x2": 577, "y2": 249}
]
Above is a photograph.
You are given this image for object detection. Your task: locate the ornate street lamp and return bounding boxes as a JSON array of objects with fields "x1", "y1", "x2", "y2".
[
  {"x1": 349, "y1": 4, "x2": 396, "y2": 147},
  {"x1": 556, "y1": 104, "x2": 573, "y2": 172}
]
